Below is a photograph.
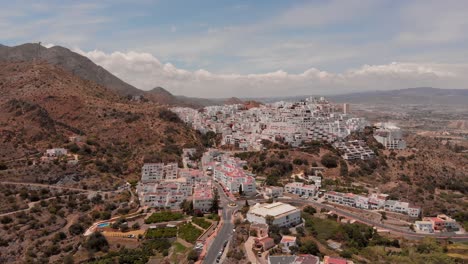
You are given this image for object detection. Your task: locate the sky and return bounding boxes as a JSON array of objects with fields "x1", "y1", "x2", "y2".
[{"x1": 2, "y1": 0, "x2": 468, "y2": 98}]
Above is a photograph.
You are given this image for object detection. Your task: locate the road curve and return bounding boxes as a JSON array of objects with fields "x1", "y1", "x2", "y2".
[{"x1": 277, "y1": 198, "x2": 468, "y2": 242}]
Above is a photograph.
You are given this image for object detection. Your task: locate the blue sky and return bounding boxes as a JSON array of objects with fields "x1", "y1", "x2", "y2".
[{"x1": 1, "y1": 0, "x2": 468, "y2": 97}]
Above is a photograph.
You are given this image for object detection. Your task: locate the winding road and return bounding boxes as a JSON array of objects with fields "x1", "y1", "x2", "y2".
[
  {"x1": 203, "y1": 182, "x2": 238, "y2": 264},
  {"x1": 276, "y1": 198, "x2": 468, "y2": 242}
]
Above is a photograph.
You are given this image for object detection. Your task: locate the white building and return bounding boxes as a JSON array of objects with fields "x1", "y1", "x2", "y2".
[
  {"x1": 414, "y1": 221, "x2": 434, "y2": 233},
  {"x1": 308, "y1": 175, "x2": 322, "y2": 188},
  {"x1": 137, "y1": 178, "x2": 193, "y2": 209},
  {"x1": 246, "y1": 202, "x2": 301, "y2": 227},
  {"x1": 193, "y1": 181, "x2": 213, "y2": 213},
  {"x1": 45, "y1": 148, "x2": 68, "y2": 157},
  {"x1": 374, "y1": 122, "x2": 406, "y2": 150},
  {"x1": 280, "y1": 235, "x2": 297, "y2": 253},
  {"x1": 384, "y1": 200, "x2": 421, "y2": 217},
  {"x1": 284, "y1": 182, "x2": 317, "y2": 197},
  {"x1": 213, "y1": 156, "x2": 256, "y2": 195},
  {"x1": 265, "y1": 186, "x2": 284, "y2": 198},
  {"x1": 334, "y1": 140, "x2": 375, "y2": 160},
  {"x1": 141, "y1": 163, "x2": 179, "y2": 182}
]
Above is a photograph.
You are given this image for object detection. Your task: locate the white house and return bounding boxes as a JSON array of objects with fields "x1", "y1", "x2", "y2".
[
  {"x1": 265, "y1": 186, "x2": 284, "y2": 198},
  {"x1": 414, "y1": 221, "x2": 434, "y2": 233},
  {"x1": 280, "y1": 235, "x2": 297, "y2": 253},
  {"x1": 285, "y1": 182, "x2": 317, "y2": 197}
]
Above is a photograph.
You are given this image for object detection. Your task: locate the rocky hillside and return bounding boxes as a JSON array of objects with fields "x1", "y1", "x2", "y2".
[
  {"x1": 0, "y1": 43, "x2": 223, "y2": 108},
  {"x1": 0, "y1": 61, "x2": 201, "y2": 189},
  {"x1": 0, "y1": 43, "x2": 142, "y2": 96}
]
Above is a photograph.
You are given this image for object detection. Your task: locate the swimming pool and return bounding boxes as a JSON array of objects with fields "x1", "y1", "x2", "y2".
[{"x1": 97, "y1": 222, "x2": 110, "y2": 228}]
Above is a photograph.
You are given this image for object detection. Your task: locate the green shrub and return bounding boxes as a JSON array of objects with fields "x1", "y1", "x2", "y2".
[
  {"x1": 145, "y1": 211, "x2": 185, "y2": 224},
  {"x1": 192, "y1": 217, "x2": 211, "y2": 229},
  {"x1": 146, "y1": 227, "x2": 177, "y2": 239},
  {"x1": 178, "y1": 223, "x2": 203, "y2": 243},
  {"x1": 321, "y1": 153, "x2": 338, "y2": 168}
]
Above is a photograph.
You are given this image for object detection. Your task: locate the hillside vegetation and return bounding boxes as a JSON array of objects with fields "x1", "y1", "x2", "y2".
[{"x1": 0, "y1": 61, "x2": 202, "y2": 190}]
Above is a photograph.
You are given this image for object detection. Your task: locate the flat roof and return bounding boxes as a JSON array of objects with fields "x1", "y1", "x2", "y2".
[{"x1": 250, "y1": 202, "x2": 298, "y2": 218}]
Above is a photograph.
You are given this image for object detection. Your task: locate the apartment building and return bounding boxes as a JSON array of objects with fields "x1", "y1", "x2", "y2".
[
  {"x1": 334, "y1": 140, "x2": 375, "y2": 160},
  {"x1": 285, "y1": 182, "x2": 317, "y2": 197},
  {"x1": 324, "y1": 191, "x2": 356, "y2": 207},
  {"x1": 324, "y1": 191, "x2": 420, "y2": 217},
  {"x1": 384, "y1": 200, "x2": 421, "y2": 217},
  {"x1": 179, "y1": 168, "x2": 208, "y2": 184},
  {"x1": 141, "y1": 163, "x2": 179, "y2": 182},
  {"x1": 373, "y1": 122, "x2": 406, "y2": 150},
  {"x1": 193, "y1": 181, "x2": 213, "y2": 213},
  {"x1": 137, "y1": 178, "x2": 193, "y2": 209},
  {"x1": 247, "y1": 202, "x2": 301, "y2": 227},
  {"x1": 213, "y1": 156, "x2": 256, "y2": 195},
  {"x1": 172, "y1": 97, "x2": 369, "y2": 150}
]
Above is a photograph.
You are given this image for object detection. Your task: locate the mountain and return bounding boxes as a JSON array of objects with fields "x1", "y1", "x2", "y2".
[
  {"x1": 0, "y1": 43, "x2": 142, "y2": 96},
  {"x1": 224, "y1": 97, "x2": 244, "y2": 105},
  {"x1": 0, "y1": 43, "x2": 225, "y2": 108},
  {"x1": 0, "y1": 61, "x2": 202, "y2": 188},
  {"x1": 329, "y1": 87, "x2": 468, "y2": 105}
]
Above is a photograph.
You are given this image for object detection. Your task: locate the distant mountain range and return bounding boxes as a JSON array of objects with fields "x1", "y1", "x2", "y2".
[
  {"x1": 328, "y1": 87, "x2": 468, "y2": 105},
  {"x1": 244, "y1": 87, "x2": 468, "y2": 106}
]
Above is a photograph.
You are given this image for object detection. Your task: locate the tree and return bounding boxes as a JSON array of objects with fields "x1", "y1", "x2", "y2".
[
  {"x1": 321, "y1": 153, "x2": 338, "y2": 168},
  {"x1": 132, "y1": 222, "x2": 140, "y2": 230},
  {"x1": 63, "y1": 254, "x2": 74, "y2": 264},
  {"x1": 85, "y1": 232, "x2": 109, "y2": 252},
  {"x1": 0, "y1": 216, "x2": 13, "y2": 224},
  {"x1": 69, "y1": 223, "x2": 84, "y2": 235},
  {"x1": 187, "y1": 249, "x2": 199, "y2": 262},
  {"x1": 299, "y1": 240, "x2": 319, "y2": 255},
  {"x1": 210, "y1": 189, "x2": 220, "y2": 213},
  {"x1": 265, "y1": 215, "x2": 275, "y2": 226},
  {"x1": 381, "y1": 211, "x2": 387, "y2": 220},
  {"x1": 180, "y1": 199, "x2": 194, "y2": 215},
  {"x1": 339, "y1": 160, "x2": 348, "y2": 177},
  {"x1": 303, "y1": 206, "x2": 316, "y2": 215}
]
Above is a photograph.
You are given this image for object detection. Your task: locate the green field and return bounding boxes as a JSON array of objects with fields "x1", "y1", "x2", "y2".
[
  {"x1": 192, "y1": 217, "x2": 212, "y2": 229},
  {"x1": 178, "y1": 223, "x2": 203, "y2": 243},
  {"x1": 144, "y1": 211, "x2": 185, "y2": 224}
]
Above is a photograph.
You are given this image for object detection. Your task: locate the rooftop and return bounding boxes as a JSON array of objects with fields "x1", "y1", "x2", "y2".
[{"x1": 249, "y1": 202, "x2": 299, "y2": 218}]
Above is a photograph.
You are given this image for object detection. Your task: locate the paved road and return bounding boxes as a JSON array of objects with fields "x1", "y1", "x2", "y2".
[
  {"x1": 276, "y1": 198, "x2": 468, "y2": 242},
  {"x1": 203, "y1": 183, "x2": 238, "y2": 264}
]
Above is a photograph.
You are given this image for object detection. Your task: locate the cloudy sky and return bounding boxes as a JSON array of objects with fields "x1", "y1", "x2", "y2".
[{"x1": 2, "y1": 0, "x2": 468, "y2": 97}]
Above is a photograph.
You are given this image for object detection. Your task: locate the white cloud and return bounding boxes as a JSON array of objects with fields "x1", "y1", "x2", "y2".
[
  {"x1": 75, "y1": 49, "x2": 468, "y2": 98},
  {"x1": 395, "y1": 0, "x2": 468, "y2": 45}
]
